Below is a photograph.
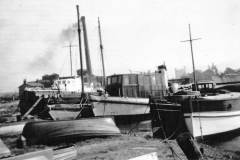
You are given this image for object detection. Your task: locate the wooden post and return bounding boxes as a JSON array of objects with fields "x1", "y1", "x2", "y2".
[
  {"x1": 22, "y1": 96, "x2": 43, "y2": 119},
  {"x1": 176, "y1": 132, "x2": 203, "y2": 160}
]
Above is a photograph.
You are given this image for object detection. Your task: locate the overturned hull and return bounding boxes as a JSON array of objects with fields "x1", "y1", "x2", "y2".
[
  {"x1": 0, "y1": 122, "x2": 26, "y2": 136},
  {"x1": 22, "y1": 117, "x2": 120, "y2": 145}
]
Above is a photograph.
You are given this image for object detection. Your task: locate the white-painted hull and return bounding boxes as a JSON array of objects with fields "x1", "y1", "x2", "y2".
[
  {"x1": 184, "y1": 111, "x2": 240, "y2": 138},
  {"x1": 90, "y1": 95, "x2": 149, "y2": 116}
]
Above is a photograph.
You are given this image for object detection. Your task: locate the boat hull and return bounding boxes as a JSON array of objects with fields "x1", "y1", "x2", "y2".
[
  {"x1": 180, "y1": 92, "x2": 240, "y2": 113},
  {"x1": 90, "y1": 95, "x2": 149, "y2": 116},
  {"x1": 184, "y1": 111, "x2": 240, "y2": 139},
  {"x1": 22, "y1": 117, "x2": 120, "y2": 145}
]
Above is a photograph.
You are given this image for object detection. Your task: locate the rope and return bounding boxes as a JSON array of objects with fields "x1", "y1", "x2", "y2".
[
  {"x1": 127, "y1": 103, "x2": 150, "y2": 135},
  {"x1": 149, "y1": 96, "x2": 186, "y2": 160},
  {"x1": 156, "y1": 110, "x2": 184, "y2": 160},
  {"x1": 196, "y1": 97, "x2": 204, "y2": 141},
  {"x1": 59, "y1": 53, "x2": 68, "y2": 76}
]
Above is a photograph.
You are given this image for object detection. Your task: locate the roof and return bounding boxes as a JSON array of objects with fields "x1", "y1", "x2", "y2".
[
  {"x1": 197, "y1": 80, "x2": 215, "y2": 84},
  {"x1": 19, "y1": 81, "x2": 44, "y2": 88}
]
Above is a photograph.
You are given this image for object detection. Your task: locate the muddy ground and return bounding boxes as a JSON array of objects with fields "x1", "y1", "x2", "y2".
[
  {"x1": 1, "y1": 132, "x2": 240, "y2": 160},
  {"x1": 1, "y1": 101, "x2": 240, "y2": 159}
]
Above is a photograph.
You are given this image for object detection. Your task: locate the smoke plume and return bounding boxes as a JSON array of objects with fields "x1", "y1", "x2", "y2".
[{"x1": 28, "y1": 23, "x2": 78, "y2": 72}]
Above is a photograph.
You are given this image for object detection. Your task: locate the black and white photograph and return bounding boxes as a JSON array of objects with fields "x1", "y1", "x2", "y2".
[{"x1": 0, "y1": 0, "x2": 240, "y2": 159}]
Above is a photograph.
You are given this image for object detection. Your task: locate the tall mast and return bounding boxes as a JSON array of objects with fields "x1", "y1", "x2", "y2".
[
  {"x1": 76, "y1": 5, "x2": 84, "y2": 94},
  {"x1": 98, "y1": 17, "x2": 106, "y2": 87},
  {"x1": 69, "y1": 43, "x2": 73, "y2": 76},
  {"x1": 64, "y1": 43, "x2": 77, "y2": 76},
  {"x1": 181, "y1": 24, "x2": 201, "y2": 91}
]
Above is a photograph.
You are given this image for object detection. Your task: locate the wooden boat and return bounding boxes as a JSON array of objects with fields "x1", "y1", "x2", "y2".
[
  {"x1": 90, "y1": 95, "x2": 149, "y2": 116},
  {"x1": 150, "y1": 81, "x2": 240, "y2": 140},
  {"x1": 91, "y1": 65, "x2": 168, "y2": 117},
  {"x1": 183, "y1": 92, "x2": 240, "y2": 139},
  {"x1": 22, "y1": 117, "x2": 120, "y2": 145}
]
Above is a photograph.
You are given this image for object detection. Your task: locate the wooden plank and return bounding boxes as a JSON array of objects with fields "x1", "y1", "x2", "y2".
[
  {"x1": 49, "y1": 110, "x2": 79, "y2": 120},
  {"x1": 2, "y1": 149, "x2": 53, "y2": 160},
  {"x1": 22, "y1": 96, "x2": 43, "y2": 119},
  {"x1": 176, "y1": 132, "x2": 203, "y2": 160},
  {"x1": 128, "y1": 152, "x2": 158, "y2": 160},
  {"x1": 0, "y1": 122, "x2": 26, "y2": 136},
  {"x1": 0, "y1": 138, "x2": 11, "y2": 158},
  {"x1": 53, "y1": 146, "x2": 77, "y2": 160}
]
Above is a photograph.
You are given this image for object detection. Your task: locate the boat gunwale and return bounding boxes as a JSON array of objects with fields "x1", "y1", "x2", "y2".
[{"x1": 184, "y1": 110, "x2": 240, "y2": 118}]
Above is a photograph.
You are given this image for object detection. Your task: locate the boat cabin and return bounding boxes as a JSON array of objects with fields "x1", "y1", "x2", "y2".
[
  {"x1": 106, "y1": 65, "x2": 169, "y2": 98},
  {"x1": 192, "y1": 81, "x2": 216, "y2": 94}
]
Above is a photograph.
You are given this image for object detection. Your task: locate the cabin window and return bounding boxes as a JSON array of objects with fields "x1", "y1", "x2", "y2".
[
  {"x1": 123, "y1": 75, "x2": 129, "y2": 85},
  {"x1": 111, "y1": 76, "x2": 118, "y2": 84},
  {"x1": 117, "y1": 76, "x2": 122, "y2": 84},
  {"x1": 151, "y1": 75, "x2": 156, "y2": 85},
  {"x1": 208, "y1": 84, "x2": 213, "y2": 88},
  {"x1": 129, "y1": 75, "x2": 137, "y2": 84},
  {"x1": 107, "y1": 77, "x2": 111, "y2": 85},
  {"x1": 198, "y1": 85, "x2": 203, "y2": 89}
]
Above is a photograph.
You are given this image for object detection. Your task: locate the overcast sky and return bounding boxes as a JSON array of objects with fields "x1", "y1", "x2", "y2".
[{"x1": 0, "y1": 0, "x2": 240, "y2": 92}]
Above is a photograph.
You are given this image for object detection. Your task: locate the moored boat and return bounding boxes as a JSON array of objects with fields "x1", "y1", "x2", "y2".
[
  {"x1": 150, "y1": 81, "x2": 240, "y2": 140},
  {"x1": 90, "y1": 95, "x2": 149, "y2": 116},
  {"x1": 183, "y1": 92, "x2": 240, "y2": 139},
  {"x1": 184, "y1": 110, "x2": 240, "y2": 139}
]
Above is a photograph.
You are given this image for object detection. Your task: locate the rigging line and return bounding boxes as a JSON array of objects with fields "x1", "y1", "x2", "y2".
[
  {"x1": 127, "y1": 102, "x2": 150, "y2": 135},
  {"x1": 165, "y1": 110, "x2": 184, "y2": 140},
  {"x1": 181, "y1": 24, "x2": 201, "y2": 91},
  {"x1": 156, "y1": 110, "x2": 183, "y2": 160},
  {"x1": 59, "y1": 53, "x2": 68, "y2": 76},
  {"x1": 196, "y1": 98, "x2": 204, "y2": 141},
  {"x1": 150, "y1": 98, "x2": 183, "y2": 160}
]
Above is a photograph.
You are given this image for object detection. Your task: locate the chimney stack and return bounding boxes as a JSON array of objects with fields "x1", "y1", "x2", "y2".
[{"x1": 81, "y1": 16, "x2": 93, "y2": 75}]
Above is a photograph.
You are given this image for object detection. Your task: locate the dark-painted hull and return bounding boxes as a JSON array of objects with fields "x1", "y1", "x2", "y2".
[
  {"x1": 181, "y1": 92, "x2": 240, "y2": 113},
  {"x1": 22, "y1": 117, "x2": 120, "y2": 145},
  {"x1": 150, "y1": 92, "x2": 240, "y2": 139}
]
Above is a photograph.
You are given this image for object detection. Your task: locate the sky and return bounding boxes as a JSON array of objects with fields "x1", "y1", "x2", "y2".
[{"x1": 0, "y1": 0, "x2": 240, "y2": 92}]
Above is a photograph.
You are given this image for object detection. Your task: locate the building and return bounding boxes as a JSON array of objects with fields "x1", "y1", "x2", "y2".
[{"x1": 18, "y1": 80, "x2": 44, "y2": 98}]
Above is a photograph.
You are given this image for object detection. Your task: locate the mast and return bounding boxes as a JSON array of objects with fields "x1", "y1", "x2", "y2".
[
  {"x1": 76, "y1": 5, "x2": 84, "y2": 94},
  {"x1": 181, "y1": 24, "x2": 201, "y2": 91},
  {"x1": 69, "y1": 43, "x2": 73, "y2": 76},
  {"x1": 64, "y1": 43, "x2": 77, "y2": 76},
  {"x1": 98, "y1": 17, "x2": 106, "y2": 87}
]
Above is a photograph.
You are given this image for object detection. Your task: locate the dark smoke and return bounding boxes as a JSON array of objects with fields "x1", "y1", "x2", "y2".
[
  {"x1": 60, "y1": 23, "x2": 78, "y2": 43},
  {"x1": 28, "y1": 23, "x2": 78, "y2": 72}
]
